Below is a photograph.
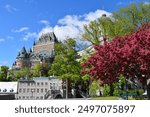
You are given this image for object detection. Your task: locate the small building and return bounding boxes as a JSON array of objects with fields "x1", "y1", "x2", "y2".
[
  {"x1": 0, "y1": 82, "x2": 18, "y2": 100},
  {"x1": 16, "y1": 76, "x2": 64, "y2": 100}
]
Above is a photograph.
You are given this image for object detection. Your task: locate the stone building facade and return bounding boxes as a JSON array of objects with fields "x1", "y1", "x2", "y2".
[
  {"x1": 12, "y1": 32, "x2": 58, "y2": 70},
  {"x1": 16, "y1": 76, "x2": 64, "y2": 100}
]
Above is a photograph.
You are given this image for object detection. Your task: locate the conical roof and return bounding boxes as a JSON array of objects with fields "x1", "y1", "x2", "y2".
[{"x1": 19, "y1": 47, "x2": 27, "y2": 58}]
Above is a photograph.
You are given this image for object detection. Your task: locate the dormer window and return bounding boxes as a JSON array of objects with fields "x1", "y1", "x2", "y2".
[
  {"x1": 3, "y1": 89, "x2": 7, "y2": 92},
  {"x1": 10, "y1": 89, "x2": 14, "y2": 92}
]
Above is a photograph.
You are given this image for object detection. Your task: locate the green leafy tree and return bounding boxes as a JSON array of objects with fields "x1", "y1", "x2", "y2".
[
  {"x1": 89, "y1": 80, "x2": 101, "y2": 97},
  {"x1": 32, "y1": 63, "x2": 41, "y2": 77},
  {"x1": 82, "y1": 2, "x2": 150, "y2": 45},
  {"x1": 15, "y1": 67, "x2": 31, "y2": 80},
  {"x1": 49, "y1": 38, "x2": 81, "y2": 98},
  {"x1": 41, "y1": 63, "x2": 50, "y2": 77},
  {"x1": 82, "y1": 2, "x2": 150, "y2": 96},
  {"x1": 7, "y1": 69, "x2": 15, "y2": 81},
  {"x1": 0, "y1": 66, "x2": 9, "y2": 81},
  {"x1": 32, "y1": 63, "x2": 50, "y2": 77}
]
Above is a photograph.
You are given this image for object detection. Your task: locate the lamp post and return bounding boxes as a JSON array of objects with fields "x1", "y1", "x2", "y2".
[
  {"x1": 31, "y1": 89, "x2": 35, "y2": 100},
  {"x1": 40, "y1": 61, "x2": 42, "y2": 77}
]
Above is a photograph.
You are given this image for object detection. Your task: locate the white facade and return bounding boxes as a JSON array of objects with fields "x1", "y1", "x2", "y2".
[{"x1": 0, "y1": 82, "x2": 18, "y2": 93}]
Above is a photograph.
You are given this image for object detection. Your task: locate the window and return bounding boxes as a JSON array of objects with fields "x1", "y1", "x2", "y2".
[
  {"x1": 41, "y1": 82, "x2": 43, "y2": 86},
  {"x1": 19, "y1": 89, "x2": 22, "y2": 93},
  {"x1": 23, "y1": 89, "x2": 26, "y2": 93},
  {"x1": 37, "y1": 82, "x2": 40, "y2": 86},
  {"x1": 40, "y1": 96, "x2": 43, "y2": 99},
  {"x1": 37, "y1": 89, "x2": 39, "y2": 93},
  {"x1": 27, "y1": 89, "x2": 29, "y2": 93},
  {"x1": 26, "y1": 96, "x2": 29, "y2": 99},
  {"x1": 36, "y1": 97, "x2": 39, "y2": 99},
  {"x1": 23, "y1": 96, "x2": 25, "y2": 99},
  {"x1": 45, "y1": 82, "x2": 48, "y2": 85},
  {"x1": 45, "y1": 89, "x2": 47, "y2": 92},
  {"x1": 19, "y1": 96, "x2": 21, "y2": 99},
  {"x1": 41, "y1": 89, "x2": 43, "y2": 93}
]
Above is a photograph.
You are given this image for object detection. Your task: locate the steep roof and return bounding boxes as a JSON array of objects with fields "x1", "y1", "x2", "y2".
[
  {"x1": 37, "y1": 32, "x2": 58, "y2": 44},
  {"x1": 18, "y1": 47, "x2": 28, "y2": 58}
]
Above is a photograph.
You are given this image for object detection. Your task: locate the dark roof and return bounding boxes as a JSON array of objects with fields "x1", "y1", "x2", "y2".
[
  {"x1": 38, "y1": 32, "x2": 58, "y2": 44},
  {"x1": 17, "y1": 47, "x2": 28, "y2": 58}
]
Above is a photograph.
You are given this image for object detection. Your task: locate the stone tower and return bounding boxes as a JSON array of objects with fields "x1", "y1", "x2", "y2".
[{"x1": 12, "y1": 47, "x2": 30, "y2": 70}]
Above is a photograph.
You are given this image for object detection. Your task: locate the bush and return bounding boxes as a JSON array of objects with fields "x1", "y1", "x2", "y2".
[
  {"x1": 89, "y1": 80, "x2": 101, "y2": 97},
  {"x1": 103, "y1": 84, "x2": 110, "y2": 96}
]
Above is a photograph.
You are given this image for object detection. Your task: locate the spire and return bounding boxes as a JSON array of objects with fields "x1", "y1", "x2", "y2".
[
  {"x1": 30, "y1": 48, "x2": 32, "y2": 53},
  {"x1": 19, "y1": 46, "x2": 27, "y2": 58},
  {"x1": 33, "y1": 41, "x2": 36, "y2": 46}
]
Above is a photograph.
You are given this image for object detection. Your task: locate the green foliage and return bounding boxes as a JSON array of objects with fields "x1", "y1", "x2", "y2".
[
  {"x1": 0, "y1": 66, "x2": 9, "y2": 81},
  {"x1": 103, "y1": 84, "x2": 110, "y2": 96},
  {"x1": 32, "y1": 63, "x2": 50, "y2": 77},
  {"x1": 49, "y1": 38, "x2": 81, "y2": 82},
  {"x1": 82, "y1": 2, "x2": 150, "y2": 45},
  {"x1": 32, "y1": 63, "x2": 41, "y2": 77},
  {"x1": 113, "y1": 75, "x2": 125, "y2": 96},
  {"x1": 83, "y1": 21, "x2": 102, "y2": 45},
  {"x1": 89, "y1": 80, "x2": 101, "y2": 97},
  {"x1": 15, "y1": 67, "x2": 30, "y2": 80},
  {"x1": 114, "y1": 3, "x2": 150, "y2": 28}
]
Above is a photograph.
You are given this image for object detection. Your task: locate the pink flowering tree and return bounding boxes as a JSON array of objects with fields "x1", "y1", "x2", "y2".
[{"x1": 81, "y1": 23, "x2": 150, "y2": 99}]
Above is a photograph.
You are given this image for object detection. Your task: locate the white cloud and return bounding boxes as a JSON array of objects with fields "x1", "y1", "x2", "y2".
[
  {"x1": 4, "y1": 4, "x2": 18, "y2": 13},
  {"x1": 84, "y1": 9, "x2": 111, "y2": 21},
  {"x1": 40, "y1": 20, "x2": 50, "y2": 26},
  {"x1": 37, "y1": 26, "x2": 53, "y2": 38},
  {"x1": 0, "y1": 38, "x2": 5, "y2": 42},
  {"x1": 38, "y1": 9, "x2": 112, "y2": 42},
  {"x1": 54, "y1": 25, "x2": 81, "y2": 41},
  {"x1": 12, "y1": 27, "x2": 29, "y2": 33},
  {"x1": 23, "y1": 32, "x2": 38, "y2": 41}
]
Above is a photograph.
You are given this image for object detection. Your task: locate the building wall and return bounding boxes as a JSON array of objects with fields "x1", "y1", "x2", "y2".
[
  {"x1": 16, "y1": 77, "x2": 63, "y2": 100},
  {"x1": 33, "y1": 43, "x2": 54, "y2": 54},
  {"x1": 12, "y1": 32, "x2": 57, "y2": 71}
]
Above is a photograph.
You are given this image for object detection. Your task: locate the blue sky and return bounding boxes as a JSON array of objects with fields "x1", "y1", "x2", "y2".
[{"x1": 0, "y1": 0, "x2": 148, "y2": 67}]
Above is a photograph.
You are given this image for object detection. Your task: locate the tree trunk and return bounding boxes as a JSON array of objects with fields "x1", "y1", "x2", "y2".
[
  {"x1": 109, "y1": 84, "x2": 114, "y2": 96},
  {"x1": 66, "y1": 79, "x2": 68, "y2": 99},
  {"x1": 147, "y1": 79, "x2": 150, "y2": 100}
]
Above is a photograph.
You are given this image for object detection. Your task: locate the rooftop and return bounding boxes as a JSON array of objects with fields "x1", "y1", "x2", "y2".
[{"x1": 0, "y1": 82, "x2": 18, "y2": 93}]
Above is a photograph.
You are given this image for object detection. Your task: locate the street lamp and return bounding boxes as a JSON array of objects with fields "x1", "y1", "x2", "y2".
[
  {"x1": 39, "y1": 61, "x2": 42, "y2": 77},
  {"x1": 31, "y1": 89, "x2": 35, "y2": 100}
]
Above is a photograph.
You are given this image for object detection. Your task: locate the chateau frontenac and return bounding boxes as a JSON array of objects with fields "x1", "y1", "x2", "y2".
[{"x1": 12, "y1": 32, "x2": 58, "y2": 71}]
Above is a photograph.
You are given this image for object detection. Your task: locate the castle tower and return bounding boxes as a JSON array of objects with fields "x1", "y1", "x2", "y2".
[
  {"x1": 30, "y1": 32, "x2": 58, "y2": 68},
  {"x1": 12, "y1": 32, "x2": 58, "y2": 71},
  {"x1": 12, "y1": 47, "x2": 30, "y2": 70}
]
